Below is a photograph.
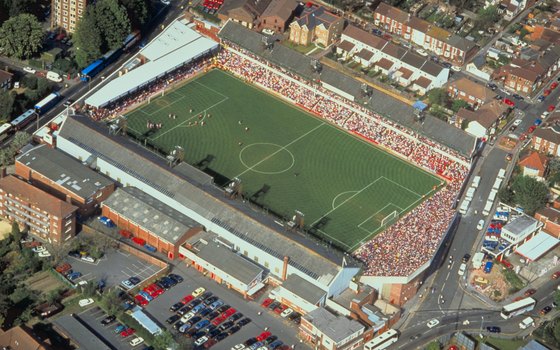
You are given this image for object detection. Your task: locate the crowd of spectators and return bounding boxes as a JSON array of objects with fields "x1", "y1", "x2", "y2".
[{"x1": 86, "y1": 43, "x2": 470, "y2": 277}]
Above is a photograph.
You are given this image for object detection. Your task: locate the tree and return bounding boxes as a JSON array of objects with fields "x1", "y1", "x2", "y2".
[
  {"x1": 119, "y1": 0, "x2": 149, "y2": 28},
  {"x1": 73, "y1": 6, "x2": 103, "y2": 68},
  {"x1": 10, "y1": 222, "x2": 21, "y2": 251},
  {"x1": 0, "y1": 91, "x2": 15, "y2": 121},
  {"x1": 427, "y1": 88, "x2": 448, "y2": 106},
  {"x1": 11, "y1": 131, "x2": 31, "y2": 150},
  {"x1": 95, "y1": 0, "x2": 131, "y2": 50},
  {"x1": 498, "y1": 187, "x2": 515, "y2": 205},
  {"x1": 451, "y1": 100, "x2": 469, "y2": 113},
  {"x1": 475, "y1": 6, "x2": 500, "y2": 30},
  {"x1": 0, "y1": 14, "x2": 43, "y2": 59},
  {"x1": 21, "y1": 75, "x2": 37, "y2": 89},
  {"x1": 425, "y1": 341, "x2": 441, "y2": 350},
  {"x1": 511, "y1": 175, "x2": 549, "y2": 215},
  {"x1": 554, "y1": 290, "x2": 560, "y2": 309},
  {"x1": 152, "y1": 330, "x2": 177, "y2": 350}
]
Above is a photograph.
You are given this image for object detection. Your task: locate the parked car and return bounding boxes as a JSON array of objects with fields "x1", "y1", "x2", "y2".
[
  {"x1": 204, "y1": 296, "x2": 219, "y2": 305},
  {"x1": 281, "y1": 308, "x2": 293, "y2": 318},
  {"x1": 114, "y1": 324, "x2": 126, "y2": 334},
  {"x1": 229, "y1": 325, "x2": 241, "y2": 335},
  {"x1": 170, "y1": 302, "x2": 183, "y2": 312},
  {"x1": 166, "y1": 314, "x2": 180, "y2": 324},
  {"x1": 219, "y1": 321, "x2": 234, "y2": 331},
  {"x1": 257, "y1": 331, "x2": 271, "y2": 341},
  {"x1": 552, "y1": 271, "x2": 560, "y2": 279},
  {"x1": 228, "y1": 313, "x2": 243, "y2": 322},
  {"x1": 173, "y1": 321, "x2": 185, "y2": 330},
  {"x1": 192, "y1": 287, "x2": 205, "y2": 297},
  {"x1": 215, "y1": 332, "x2": 228, "y2": 341},
  {"x1": 238, "y1": 318, "x2": 251, "y2": 327},
  {"x1": 129, "y1": 337, "x2": 144, "y2": 346},
  {"x1": 524, "y1": 289, "x2": 537, "y2": 297},
  {"x1": 101, "y1": 315, "x2": 116, "y2": 326},
  {"x1": 134, "y1": 295, "x2": 148, "y2": 307},
  {"x1": 268, "y1": 301, "x2": 280, "y2": 310},
  {"x1": 23, "y1": 66, "x2": 37, "y2": 74},
  {"x1": 486, "y1": 326, "x2": 501, "y2": 333},
  {"x1": 462, "y1": 254, "x2": 471, "y2": 263},
  {"x1": 540, "y1": 306, "x2": 553, "y2": 315},
  {"x1": 168, "y1": 273, "x2": 183, "y2": 283},
  {"x1": 79, "y1": 298, "x2": 94, "y2": 307},
  {"x1": 261, "y1": 298, "x2": 273, "y2": 308},
  {"x1": 217, "y1": 305, "x2": 230, "y2": 313},
  {"x1": 503, "y1": 98, "x2": 515, "y2": 107}
]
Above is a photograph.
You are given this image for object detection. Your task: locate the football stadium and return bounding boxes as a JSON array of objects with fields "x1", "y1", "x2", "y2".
[{"x1": 123, "y1": 69, "x2": 443, "y2": 251}]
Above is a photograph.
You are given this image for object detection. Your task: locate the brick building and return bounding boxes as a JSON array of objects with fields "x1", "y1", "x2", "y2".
[
  {"x1": 0, "y1": 175, "x2": 77, "y2": 243},
  {"x1": 446, "y1": 77, "x2": 496, "y2": 108},
  {"x1": 101, "y1": 187, "x2": 204, "y2": 260},
  {"x1": 15, "y1": 144, "x2": 115, "y2": 218},
  {"x1": 0, "y1": 325, "x2": 52, "y2": 350},
  {"x1": 289, "y1": 4, "x2": 343, "y2": 46},
  {"x1": 532, "y1": 125, "x2": 560, "y2": 156},
  {"x1": 518, "y1": 151, "x2": 548, "y2": 180},
  {"x1": 51, "y1": 0, "x2": 88, "y2": 33}
]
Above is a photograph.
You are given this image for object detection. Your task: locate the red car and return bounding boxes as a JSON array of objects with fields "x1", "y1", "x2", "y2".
[
  {"x1": 552, "y1": 271, "x2": 560, "y2": 279},
  {"x1": 223, "y1": 308, "x2": 236, "y2": 318},
  {"x1": 212, "y1": 315, "x2": 227, "y2": 326},
  {"x1": 544, "y1": 89, "x2": 552, "y2": 96},
  {"x1": 204, "y1": 339, "x2": 217, "y2": 348},
  {"x1": 524, "y1": 288, "x2": 537, "y2": 297},
  {"x1": 257, "y1": 331, "x2": 272, "y2": 341},
  {"x1": 274, "y1": 304, "x2": 288, "y2": 314},
  {"x1": 144, "y1": 284, "x2": 164, "y2": 298},
  {"x1": 134, "y1": 294, "x2": 148, "y2": 306},
  {"x1": 549, "y1": 105, "x2": 556, "y2": 112},
  {"x1": 120, "y1": 328, "x2": 135, "y2": 337},
  {"x1": 503, "y1": 98, "x2": 515, "y2": 107},
  {"x1": 552, "y1": 82, "x2": 558, "y2": 89},
  {"x1": 261, "y1": 298, "x2": 273, "y2": 308},
  {"x1": 182, "y1": 295, "x2": 194, "y2": 304},
  {"x1": 528, "y1": 125, "x2": 536, "y2": 133},
  {"x1": 500, "y1": 259, "x2": 513, "y2": 269}
]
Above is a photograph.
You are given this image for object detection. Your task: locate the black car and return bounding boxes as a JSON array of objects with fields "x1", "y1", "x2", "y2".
[
  {"x1": 158, "y1": 277, "x2": 176, "y2": 289},
  {"x1": 207, "y1": 311, "x2": 220, "y2": 320},
  {"x1": 187, "y1": 328, "x2": 199, "y2": 337},
  {"x1": 216, "y1": 305, "x2": 230, "y2": 313},
  {"x1": 168, "y1": 273, "x2": 183, "y2": 283},
  {"x1": 192, "y1": 330, "x2": 206, "y2": 339},
  {"x1": 204, "y1": 296, "x2": 219, "y2": 305},
  {"x1": 68, "y1": 251, "x2": 81, "y2": 258},
  {"x1": 199, "y1": 308, "x2": 211, "y2": 317},
  {"x1": 291, "y1": 316, "x2": 301, "y2": 324},
  {"x1": 228, "y1": 325, "x2": 241, "y2": 335},
  {"x1": 170, "y1": 302, "x2": 183, "y2": 312},
  {"x1": 410, "y1": 334, "x2": 421, "y2": 340},
  {"x1": 63, "y1": 99, "x2": 74, "y2": 107},
  {"x1": 372, "y1": 28, "x2": 382, "y2": 36},
  {"x1": 540, "y1": 306, "x2": 553, "y2": 315},
  {"x1": 199, "y1": 291, "x2": 214, "y2": 300},
  {"x1": 173, "y1": 321, "x2": 185, "y2": 330},
  {"x1": 512, "y1": 93, "x2": 524, "y2": 101},
  {"x1": 219, "y1": 321, "x2": 234, "y2": 331},
  {"x1": 238, "y1": 318, "x2": 251, "y2": 327},
  {"x1": 166, "y1": 314, "x2": 180, "y2": 324},
  {"x1": 244, "y1": 337, "x2": 258, "y2": 346},
  {"x1": 268, "y1": 301, "x2": 280, "y2": 310},
  {"x1": 441, "y1": 62, "x2": 452, "y2": 69},
  {"x1": 214, "y1": 332, "x2": 228, "y2": 341},
  {"x1": 204, "y1": 324, "x2": 217, "y2": 333},
  {"x1": 462, "y1": 254, "x2": 471, "y2": 263},
  {"x1": 177, "y1": 305, "x2": 192, "y2": 316},
  {"x1": 288, "y1": 312, "x2": 300, "y2": 320},
  {"x1": 264, "y1": 335, "x2": 278, "y2": 345},
  {"x1": 228, "y1": 313, "x2": 243, "y2": 322},
  {"x1": 486, "y1": 326, "x2": 501, "y2": 333},
  {"x1": 208, "y1": 329, "x2": 221, "y2": 338},
  {"x1": 129, "y1": 276, "x2": 141, "y2": 285},
  {"x1": 101, "y1": 315, "x2": 116, "y2": 326},
  {"x1": 494, "y1": 95, "x2": 503, "y2": 100},
  {"x1": 187, "y1": 316, "x2": 202, "y2": 327}
]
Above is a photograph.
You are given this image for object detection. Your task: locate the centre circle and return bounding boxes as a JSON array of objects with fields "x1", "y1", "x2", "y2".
[{"x1": 239, "y1": 143, "x2": 295, "y2": 175}]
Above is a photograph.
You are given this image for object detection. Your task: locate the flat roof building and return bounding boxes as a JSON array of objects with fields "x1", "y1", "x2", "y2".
[{"x1": 16, "y1": 144, "x2": 115, "y2": 217}]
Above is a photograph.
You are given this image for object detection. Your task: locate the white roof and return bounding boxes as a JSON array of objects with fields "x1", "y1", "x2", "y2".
[
  {"x1": 140, "y1": 20, "x2": 203, "y2": 61},
  {"x1": 85, "y1": 21, "x2": 218, "y2": 108},
  {"x1": 515, "y1": 231, "x2": 559, "y2": 261}
]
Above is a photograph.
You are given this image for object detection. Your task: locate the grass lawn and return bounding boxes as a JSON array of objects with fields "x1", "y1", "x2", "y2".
[
  {"x1": 124, "y1": 69, "x2": 442, "y2": 251},
  {"x1": 282, "y1": 41, "x2": 318, "y2": 55},
  {"x1": 482, "y1": 337, "x2": 527, "y2": 350},
  {"x1": 502, "y1": 268, "x2": 526, "y2": 292}
]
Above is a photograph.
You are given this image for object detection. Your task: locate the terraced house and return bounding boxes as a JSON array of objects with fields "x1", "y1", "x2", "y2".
[
  {"x1": 289, "y1": 3, "x2": 343, "y2": 46},
  {"x1": 373, "y1": 2, "x2": 476, "y2": 65}
]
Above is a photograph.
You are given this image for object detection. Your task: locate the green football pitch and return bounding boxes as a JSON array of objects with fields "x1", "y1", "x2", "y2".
[{"x1": 124, "y1": 69, "x2": 442, "y2": 251}]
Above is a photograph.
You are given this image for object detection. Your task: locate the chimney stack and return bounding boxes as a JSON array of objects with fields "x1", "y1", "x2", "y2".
[{"x1": 282, "y1": 256, "x2": 290, "y2": 281}]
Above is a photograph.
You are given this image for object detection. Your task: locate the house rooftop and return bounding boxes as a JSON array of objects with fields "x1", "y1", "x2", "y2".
[
  {"x1": 448, "y1": 77, "x2": 496, "y2": 102},
  {"x1": 303, "y1": 307, "x2": 365, "y2": 343}
]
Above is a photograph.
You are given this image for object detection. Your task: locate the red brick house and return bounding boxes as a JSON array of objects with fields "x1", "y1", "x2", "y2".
[
  {"x1": 518, "y1": 151, "x2": 548, "y2": 180},
  {"x1": 535, "y1": 207, "x2": 560, "y2": 238},
  {"x1": 532, "y1": 125, "x2": 560, "y2": 157},
  {"x1": 447, "y1": 77, "x2": 496, "y2": 109}
]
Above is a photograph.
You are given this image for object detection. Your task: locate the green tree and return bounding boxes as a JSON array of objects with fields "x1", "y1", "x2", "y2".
[
  {"x1": 95, "y1": 0, "x2": 131, "y2": 50},
  {"x1": 511, "y1": 175, "x2": 549, "y2": 215},
  {"x1": 101, "y1": 288, "x2": 122, "y2": 316},
  {"x1": 554, "y1": 321, "x2": 560, "y2": 345},
  {"x1": 475, "y1": 6, "x2": 500, "y2": 30},
  {"x1": 152, "y1": 330, "x2": 177, "y2": 350},
  {"x1": 0, "y1": 14, "x2": 43, "y2": 59},
  {"x1": 554, "y1": 290, "x2": 560, "y2": 309},
  {"x1": 498, "y1": 187, "x2": 515, "y2": 205},
  {"x1": 0, "y1": 91, "x2": 15, "y2": 121},
  {"x1": 425, "y1": 341, "x2": 441, "y2": 350},
  {"x1": 21, "y1": 75, "x2": 38, "y2": 89},
  {"x1": 119, "y1": 0, "x2": 149, "y2": 28},
  {"x1": 10, "y1": 222, "x2": 21, "y2": 252},
  {"x1": 451, "y1": 99, "x2": 469, "y2": 113},
  {"x1": 73, "y1": 6, "x2": 104, "y2": 68},
  {"x1": 427, "y1": 88, "x2": 449, "y2": 106},
  {"x1": 11, "y1": 131, "x2": 31, "y2": 150},
  {"x1": 80, "y1": 280, "x2": 98, "y2": 297}
]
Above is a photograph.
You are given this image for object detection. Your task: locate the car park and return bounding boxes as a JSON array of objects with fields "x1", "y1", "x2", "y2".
[{"x1": 427, "y1": 319, "x2": 440, "y2": 328}]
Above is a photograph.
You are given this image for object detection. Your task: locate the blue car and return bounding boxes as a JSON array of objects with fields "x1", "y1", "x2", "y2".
[
  {"x1": 114, "y1": 324, "x2": 126, "y2": 333},
  {"x1": 209, "y1": 300, "x2": 224, "y2": 310},
  {"x1": 138, "y1": 291, "x2": 153, "y2": 302},
  {"x1": 199, "y1": 308, "x2": 211, "y2": 317},
  {"x1": 67, "y1": 272, "x2": 82, "y2": 280},
  {"x1": 269, "y1": 340, "x2": 284, "y2": 349},
  {"x1": 191, "y1": 304, "x2": 205, "y2": 314},
  {"x1": 194, "y1": 319, "x2": 210, "y2": 330}
]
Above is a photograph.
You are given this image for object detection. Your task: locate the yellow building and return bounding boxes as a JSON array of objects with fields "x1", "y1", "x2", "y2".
[{"x1": 289, "y1": 4, "x2": 343, "y2": 47}]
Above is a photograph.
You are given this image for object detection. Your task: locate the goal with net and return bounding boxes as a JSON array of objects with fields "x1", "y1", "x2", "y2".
[{"x1": 380, "y1": 210, "x2": 399, "y2": 227}]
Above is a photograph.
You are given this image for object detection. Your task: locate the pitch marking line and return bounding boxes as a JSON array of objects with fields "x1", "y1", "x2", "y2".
[
  {"x1": 144, "y1": 93, "x2": 189, "y2": 116},
  {"x1": 380, "y1": 176, "x2": 423, "y2": 198},
  {"x1": 233, "y1": 123, "x2": 325, "y2": 179},
  {"x1": 316, "y1": 228, "x2": 353, "y2": 250},
  {"x1": 194, "y1": 80, "x2": 230, "y2": 100},
  {"x1": 310, "y1": 176, "x2": 384, "y2": 228},
  {"x1": 150, "y1": 96, "x2": 229, "y2": 141},
  {"x1": 331, "y1": 191, "x2": 358, "y2": 210},
  {"x1": 357, "y1": 202, "x2": 402, "y2": 229}
]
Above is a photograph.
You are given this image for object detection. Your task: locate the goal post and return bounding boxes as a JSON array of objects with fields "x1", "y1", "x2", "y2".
[{"x1": 380, "y1": 210, "x2": 399, "y2": 227}]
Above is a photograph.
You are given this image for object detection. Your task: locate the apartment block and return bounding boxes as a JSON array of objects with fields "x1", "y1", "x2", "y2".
[
  {"x1": 0, "y1": 175, "x2": 77, "y2": 243},
  {"x1": 51, "y1": 0, "x2": 88, "y2": 33}
]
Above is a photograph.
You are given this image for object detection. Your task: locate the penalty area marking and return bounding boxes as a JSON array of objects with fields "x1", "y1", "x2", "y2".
[{"x1": 331, "y1": 191, "x2": 358, "y2": 210}]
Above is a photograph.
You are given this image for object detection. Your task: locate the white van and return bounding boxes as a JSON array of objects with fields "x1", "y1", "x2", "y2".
[
  {"x1": 519, "y1": 317, "x2": 534, "y2": 329},
  {"x1": 497, "y1": 169, "x2": 506, "y2": 179},
  {"x1": 472, "y1": 176, "x2": 481, "y2": 188},
  {"x1": 482, "y1": 201, "x2": 493, "y2": 216},
  {"x1": 46, "y1": 71, "x2": 63, "y2": 82},
  {"x1": 459, "y1": 199, "x2": 470, "y2": 215}
]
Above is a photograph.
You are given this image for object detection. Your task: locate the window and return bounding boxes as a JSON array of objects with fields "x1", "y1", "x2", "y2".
[
  {"x1": 264, "y1": 261, "x2": 269, "y2": 268},
  {"x1": 243, "y1": 250, "x2": 248, "y2": 256},
  {"x1": 254, "y1": 256, "x2": 259, "y2": 263},
  {"x1": 274, "y1": 267, "x2": 280, "y2": 274}
]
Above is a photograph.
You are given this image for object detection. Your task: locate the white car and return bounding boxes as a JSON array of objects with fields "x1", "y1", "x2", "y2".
[
  {"x1": 513, "y1": 119, "x2": 522, "y2": 126},
  {"x1": 180, "y1": 311, "x2": 196, "y2": 323},
  {"x1": 23, "y1": 66, "x2": 36, "y2": 74},
  {"x1": 416, "y1": 49, "x2": 428, "y2": 56},
  {"x1": 121, "y1": 280, "x2": 134, "y2": 290},
  {"x1": 192, "y1": 287, "x2": 205, "y2": 297},
  {"x1": 427, "y1": 319, "x2": 440, "y2": 328},
  {"x1": 232, "y1": 345, "x2": 246, "y2": 350},
  {"x1": 78, "y1": 280, "x2": 88, "y2": 286},
  {"x1": 161, "y1": 0, "x2": 170, "y2": 4},
  {"x1": 281, "y1": 308, "x2": 293, "y2": 318},
  {"x1": 477, "y1": 219, "x2": 485, "y2": 230},
  {"x1": 38, "y1": 251, "x2": 51, "y2": 258},
  {"x1": 542, "y1": 111, "x2": 550, "y2": 119},
  {"x1": 458, "y1": 263, "x2": 467, "y2": 276},
  {"x1": 81, "y1": 256, "x2": 95, "y2": 263},
  {"x1": 451, "y1": 66, "x2": 462, "y2": 72},
  {"x1": 79, "y1": 298, "x2": 94, "y2": 307},
  {"x1": 194, "y1": 336, "x2": 208, "y2": 346},
  {"x1": 129, "y1": 337, "x2": 144, "y2": 347},
  {"x1": 32, "y1": 246, "x2": 46, "y2": 253}
]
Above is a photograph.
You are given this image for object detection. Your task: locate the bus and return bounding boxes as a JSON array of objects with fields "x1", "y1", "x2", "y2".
[
  {"x1": 34, "y1": 92, "x2": 62, "y2": 115},
  {"x1": 0, "y1": 123, "x2": 12, "y2": 140},
  {"x1": 10, "y1": 109, "x2": 37, "y2": 130},
  {"x1": 80, "y1": 48, "x2": 122, "y2": 81},
  {"x1": 364, "y1": 330, "x2": 399, "y2": 350},
  {"x1": 501, "y1": 298, "x2": 537, "y2": 319}
]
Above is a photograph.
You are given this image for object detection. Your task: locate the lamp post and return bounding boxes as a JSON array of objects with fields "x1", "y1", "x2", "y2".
[{"x1": 481, "y1": 316, "x2": 484, "y2": 332}]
